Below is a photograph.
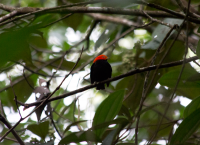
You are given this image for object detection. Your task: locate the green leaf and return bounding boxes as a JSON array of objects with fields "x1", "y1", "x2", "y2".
[
  {"x1": 28, "y1": 34, "x2": 48, "y2": 49},
  {"x1": 142, "y1": 18, "x2": 182, "y2": 50},
  {"x1": 170, "y1": 108, "x2": 200, "y2": 145},
  {"x1": 102, "y1": 128, "x2": 118, "y2": 145},
  {"x1": 184, "y1": 96, "x2": 200, "y2": 118},
  {"x1": 62, "y1": 14, "x2": 83, "y2": 31},
  {"x1": 90, "y1": 118, "x2": 128, "y2": 131},
  {"x1": 59, "y1": 130, "x2": 101, "y2": 145},
  {"x1": 0, "y1": 27, "x2": 36, "y2": 68},
  {"x1": 158, "y1": 65, "x2": 200, "y2": 99},
  {"x1": 196, "y1": 39, "x2": 200, "y2": 59},
  {"x1": 116, "y1": 143, "x2": 136, "y2": 145},
  {"x1": 27, "y1": 121, "x2": 49, "y2": 140},
  {"x1": 93, "y1": 90, "x2": 125, "y2": 138},
  {"x1": 63, "y1": 120, "x2": 87, "y2": 134},
  {"x1": 95, "y1": 23, "x2": 117, "y2": 50}
]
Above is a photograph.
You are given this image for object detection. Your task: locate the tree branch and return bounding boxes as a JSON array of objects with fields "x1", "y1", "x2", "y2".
[{"x1": 17, "y1": 56, "x2": 198, "y2": 107}]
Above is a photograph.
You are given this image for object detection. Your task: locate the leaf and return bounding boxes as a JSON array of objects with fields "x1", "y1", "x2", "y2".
[
  {"x1": 62, "y1": 14, "x2": 83, "y2": 31},
  {"x1": 50, "y1": 58, "x2": 81, "y2": 71},
  {"x1": 196, "y1": 39, "x2": 200, "y2": 59},
  {"x1": 27, "y1": 121, "x2": 49, "y2": 140},
  {"x1": 2, "y1": 75, "x2": 37, "y2": 111},
  {"x1": 158, "y1": 64, "x2": 200, "y2": 99},
  {"x1": 184, "y1": 96, "x2": 200, "y2": 118},
  {"x1": 116, "y1": 143, "x2": 136, "y2": 145},
  {"x1": 102, "y1": 128, "x2": 118, "y2": 145},
  {"x1": 95, "y1": 23, "x2": 117, "y2": 50},
  {"x1": 93, "y1": 90, "x2": 125, "y2": 137},
  {"x1": 28, "y1": 34, "x2": 48, "y2": 49},
  {"x1": 90, "y1": 118, "x2": 128, "y2": 131},
  {"x1": 170, "y1": 108, "x2": 200, "y2": 145},
  {"x1": 59, "y1": 130, "x2": 101, "y2": 145},
  {"x1": 142, "y1": 18, "x2": 182, "y2": 50},
  {"x1": 63, "y1": 120, "x2": 87, "y2": 134},
  {"x1": 0, "y1": 27, "x2": 36, "y2": 68},
  {"x1": 187, "y1": 73, "x2": 200, "y2": 81}
]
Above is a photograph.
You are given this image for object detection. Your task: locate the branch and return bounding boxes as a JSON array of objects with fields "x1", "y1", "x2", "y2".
[
  {"x1": 87, "y1": 13, "x2": 139, "y2": 27},
  {"x1": 0, "y1": 47, "x2": 84, "y2": 142},
  {"x1": 17, "y1": 56, "x2": 198, "y2": 107},
  {"x1": 0, "y1": 114, "x2": 24, "y2": 145}
]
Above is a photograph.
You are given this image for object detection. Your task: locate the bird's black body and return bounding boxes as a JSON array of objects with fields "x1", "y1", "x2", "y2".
[{"x1": 90, "y1": 59, "x2": 112, "y2": 90}]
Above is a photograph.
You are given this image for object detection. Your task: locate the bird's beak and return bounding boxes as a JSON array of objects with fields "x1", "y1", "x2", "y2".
[{"x1": 107, "y1": 57, "x2": 109, "y2": 59}]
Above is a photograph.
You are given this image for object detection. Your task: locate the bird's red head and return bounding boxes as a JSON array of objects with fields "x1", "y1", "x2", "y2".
[{"x1": 93, "y1": 55, "x2": 108, "y2": 63}]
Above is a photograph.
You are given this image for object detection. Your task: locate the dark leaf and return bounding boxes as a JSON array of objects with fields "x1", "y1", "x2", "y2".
[
  {"x1": 59, "y1": 130, "x2": 101, "y2": 145},
  {"x1": 102, "y1": 128, "x2": 118, "y2": 145},
  {"x1": 197, "y1": 39, "x2": 200, "y2": 59},
  {"x1": 27, "y1": 121, "x2": 49, "y2": 140},
  {"x1": 63, "y1": 120, "x2": 87, "y2": 134}
]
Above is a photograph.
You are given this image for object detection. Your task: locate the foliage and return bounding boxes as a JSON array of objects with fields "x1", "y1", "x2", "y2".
[{"x1": 0, "y1": 0, "x2": 200, "y2": 145}]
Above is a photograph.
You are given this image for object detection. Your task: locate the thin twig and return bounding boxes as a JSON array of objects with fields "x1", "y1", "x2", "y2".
[
  {"x1": 147, "y1": 0, "x2": 191, "y2": 144},
  {"x1": 22, "y1": 69, "x2": 34, "y2": 90},
  {"x1": 0, "y1": 47, "x2": 84, "y2": 142},
  {"x1": 135, "y1": 23, "x2": 177, "y2": 145},
  {"x1": 0, "y1": 114, "x2": 24, "y2": 145},
  {"x1": 9, "y1": 76, "x2": 22, "y2": 118}
]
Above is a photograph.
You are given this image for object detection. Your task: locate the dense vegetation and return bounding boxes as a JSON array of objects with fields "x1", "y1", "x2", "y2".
[{"x1": 0, "y1": 0, "x2": 200, "y2": 145}]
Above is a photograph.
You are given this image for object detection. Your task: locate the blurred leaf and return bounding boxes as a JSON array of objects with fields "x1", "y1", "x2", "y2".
[
  {"x1": 0, "y1": 28, "x2": 33, "y2": 68},
  {"x1": 93, "y1": 90, "x2": 125, "y2": 137},
  {"x1": 158, "y1": 64, "x2": 200, "y2": 99},
  {"x1": 102, "y1": 128, "x2": 118, "y2": 145},
  {"x1": 184, "y1": 96, "x2": 200, "y2": 118},
  {"x1": 170, "y1": 108, "x2": 200, "y2": 145},
  {"x1": 119, "y1": 104, "x2": 132, "y2": 119},
  {"x1": 49, "y1": 58, "x2": 81, "y2": 71},
  {"x1": 62, "y1": 14, "x2": 83, "y2": 31},
  {"x1": 1, "y1": 75, "x2": 37, "y2": 110},
  {"x1": 28, "y1": 34, "x2": 48, "y2": 49},
  {"x1": 91, "y1": 118, "x2": 128, "y2": 131},
  {"x1": 196, "y1": 39, "x2": 200, "y2": 59},
  {"x1": 59, "y1": 130, "x2": 101, "y2": 144},
  {"x1": 27, "y1": 121, "x2": 49, "y2": 140},
  {"x1": 63, "y1": 120, "x2": 87, "y2": 134},
  {"x1": 187, "y1": 73, "x2": 200, "y2": 81},
  {"x1": 95, "y1": 23, "x2": 117, "y2": 50},
  {"x1": 142, "y1": 18, "x2": 182, "y2": 50},
  {"x1": 116, "y1": 143, "x2": 136, "y2": 145}
]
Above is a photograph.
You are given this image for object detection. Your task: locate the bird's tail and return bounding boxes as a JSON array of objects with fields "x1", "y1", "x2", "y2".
[{"x1": 96, "y1": 84, "x2": 105, "y2": 90}]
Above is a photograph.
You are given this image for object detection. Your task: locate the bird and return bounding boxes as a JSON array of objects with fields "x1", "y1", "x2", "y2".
[{"x1": 90, "y1": 54, "x2": 112, "y2": 90}]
